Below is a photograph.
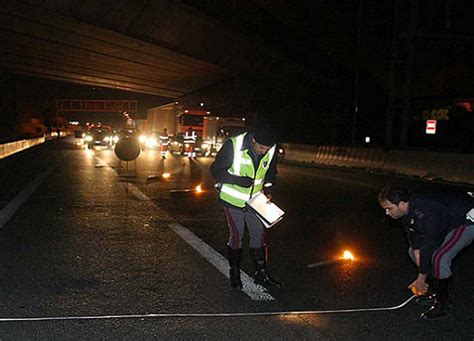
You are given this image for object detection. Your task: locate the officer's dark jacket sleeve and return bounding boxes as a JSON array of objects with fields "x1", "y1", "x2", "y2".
[
  {"x1": 402, "y1": 217, "x2": 422, "y2": 250},
  {"x1": 210, "y1": 139, "x2": 243, "y2": 185},
  {"x1": 411, "y1": 202, "x2": 450, "y2": 275}
]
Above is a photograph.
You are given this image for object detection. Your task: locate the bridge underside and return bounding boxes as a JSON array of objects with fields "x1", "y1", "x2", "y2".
[{"x1": 1, "y1": 1, "x2": 231, "y2": 99}]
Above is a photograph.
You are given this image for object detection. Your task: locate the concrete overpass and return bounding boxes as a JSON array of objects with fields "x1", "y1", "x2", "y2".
[
  {"x1": 1, "y1": 0, "x2": 324, "y2": 108},
  {"x1": 1, "y1": 0, "x2": 233, "y2": 98}
]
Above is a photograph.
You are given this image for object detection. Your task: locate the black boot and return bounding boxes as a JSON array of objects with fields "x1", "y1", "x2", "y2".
[
  {"x1": 250, "y1": 247, "x2": 282, "y2": 288},
  {"x1": 227, "y1": 246, "x2": 243, "y2": 289},
  {"x1": 421, "y1": 278, "x2": 451, "y2": 320}
]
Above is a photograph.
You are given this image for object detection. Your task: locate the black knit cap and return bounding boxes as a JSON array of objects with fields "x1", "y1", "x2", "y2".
[{"x1": 253, "y1": 124, "x2": 277, "y2": 147}]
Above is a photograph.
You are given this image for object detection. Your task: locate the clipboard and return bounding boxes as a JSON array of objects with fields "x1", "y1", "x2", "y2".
[{"x1": 246, "y1": 192, "x2": 285, "y2": 228}]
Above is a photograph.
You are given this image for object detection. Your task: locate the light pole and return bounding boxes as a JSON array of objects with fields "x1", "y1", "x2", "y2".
[{"x1": 352, "y1": 0, "x2": 362, "y2": 145}]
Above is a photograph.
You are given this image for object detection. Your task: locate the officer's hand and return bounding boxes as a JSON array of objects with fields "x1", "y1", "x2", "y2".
[
  {"x1": 408, "y1": 279, "x2": 429, "y2": 296},
  {"x1": 265, "y1": 193, "x2": 272, "y2": 202},
  {"x1": 235, "y1": 176, "x2": 253, "y2": 188}
]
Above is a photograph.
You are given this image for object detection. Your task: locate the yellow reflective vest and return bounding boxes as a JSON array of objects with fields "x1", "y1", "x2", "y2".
[{"x1": 219, "y1": 133, "x2": 276, "y2": 208}]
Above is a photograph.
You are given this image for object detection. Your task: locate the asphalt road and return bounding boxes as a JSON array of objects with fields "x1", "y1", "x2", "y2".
[{"x1": 0, "y1": 137, "x2": 472, "y2": 339}]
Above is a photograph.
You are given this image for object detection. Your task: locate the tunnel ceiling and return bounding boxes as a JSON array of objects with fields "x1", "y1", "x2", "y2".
[
  {"x1": 0, "y1": 0, "x2": 234, "y2": 98},
  {"x1": 2, "y1": 0, "x2": 339, "y2": 105}
]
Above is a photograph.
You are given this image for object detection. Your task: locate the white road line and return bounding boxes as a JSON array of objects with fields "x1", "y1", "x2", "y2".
[
  {"x1": 128, "y1": 179, "x2": 274, "y2": 301},
  {"x1": 126, "y1": 183, "x2": 150, "y2": 201},
  {"x1": 169, "y1": 223, "x2": 274, "y2": 301},
  {"x1": 95, "y1": 153, "x2": 275, "y2": 301},
  {"x1": 0, "y1": 166, "x2": 54, "y2": 229}
]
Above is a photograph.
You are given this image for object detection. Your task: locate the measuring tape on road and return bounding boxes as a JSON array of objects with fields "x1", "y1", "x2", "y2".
[{"x1": 0, "y1": 296, "x2": 415, "y2": 322}]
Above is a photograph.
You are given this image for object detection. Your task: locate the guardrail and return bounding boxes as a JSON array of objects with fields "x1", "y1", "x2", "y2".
[
  {"x1": 0, "y1": 136, "x2": 46, "y2": 159},
  {"x1": 282, "y1": 144, "x2": 474, "y2": 186}
]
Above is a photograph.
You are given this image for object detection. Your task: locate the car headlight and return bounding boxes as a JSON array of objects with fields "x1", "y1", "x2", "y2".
[
  {"x1": 146, "y1": 137, "x2": 158, "y2": 147},
  {"x1": 139, "y1": 135, "x2": 147, "y2": 143},
  {"x1": 201, "y1": 143, "x2": 209, "y2": 149},
  {"x1": 278, "y1": 148, "x2": 284, "y2": 154},
  {"x1": 85, "y1": 135, "x2": 93, "y2": 142},
  {"x1": 185, "y1": 143, "x2": 190, "y2": 148},
  {"x1": 113, "y1": 136, "x2": 119, "y2": 143},
  {"x1": 104, "y1": 136, "x2": 110, "y2": 142}
]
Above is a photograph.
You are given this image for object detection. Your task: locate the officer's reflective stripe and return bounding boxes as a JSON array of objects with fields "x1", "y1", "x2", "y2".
[
  {"x1": 254, "y1": 179, "x2": 263, "y2": 185},
  {"x1": 267, "y1": 146, "x2": 276, "y2": 166},
  {"x1": 264, "y1": 182, "x2": 273, "y2": 187},
  {"x1": 220, "y1": 185, "x2": 251, "y2": 201},
  {"x1": 231, "y1": 134, "x2": 245, "y2": 175}
]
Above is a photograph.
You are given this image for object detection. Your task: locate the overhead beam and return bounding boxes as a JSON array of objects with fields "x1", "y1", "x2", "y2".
[{"x1": 0, "y1": 1, "x2": 230, "y2": 97}]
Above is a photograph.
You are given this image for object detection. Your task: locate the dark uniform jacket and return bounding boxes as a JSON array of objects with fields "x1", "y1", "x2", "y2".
[
  {"x1": 402, "y1": 188, "x2": 474, "y2": 274},
  {"x1": 210, "y1": 132, "x2": 278, "y2": 208}
]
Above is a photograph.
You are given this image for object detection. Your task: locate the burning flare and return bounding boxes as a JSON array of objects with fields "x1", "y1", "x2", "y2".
[
  {"x1": 341, "y1": 250, "x2": 355, "y2": 261},
  {"x1": 195, "y1": 184, "x2": 203, "y2": 193},
  {"x1": 162, "y1": 173, "x2": 171, "y2": 179}
]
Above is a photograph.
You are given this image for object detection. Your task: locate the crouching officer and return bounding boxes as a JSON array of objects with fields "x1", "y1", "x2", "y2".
[
  {"x1": 210, "y1": 124, "x2": 282, "y2": 289},
  {"x1": 378, "y1": 186, "x2": 474, "y2": 320}
]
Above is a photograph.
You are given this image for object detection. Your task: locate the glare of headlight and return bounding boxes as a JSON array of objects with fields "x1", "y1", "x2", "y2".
[
  {"x1": 201, "y1": 143, "x2": 209, "y2": 149},
  {"x1": 139, "y1": 135, "x2": 147, "y2": 143},
  {"x1": 146, "y1": 137, "x2": 158, "y2": 147},
  {"x1": 113, "y1": 136, "x2": 119, "y2": 143},
  {"x1": 85, "y1": 135, "x2": 93, "y2": 142},
  {"x1": 85, "y1": 149, "x2": 94, "y2": 158},
  {"x1": 104, "y1": 136, "x2": 110, "y2": 142},
  {"x1": 278, "y1": 148, "x2": 284, "y2": 153}
]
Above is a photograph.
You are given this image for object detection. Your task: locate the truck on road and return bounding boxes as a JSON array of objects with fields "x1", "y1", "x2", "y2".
[
  {"x1": 147, "y1": 103, "x2": 208, "y2": 155},
  {"x1": 147, "y1": 103, "x2": 207, "y2": 137},
  {"x1": 203, "y1": 116, "x2": 246, "y2": 153},
  {"x1": 146, "y1": 103, "x2": 247, "y2": 155}
]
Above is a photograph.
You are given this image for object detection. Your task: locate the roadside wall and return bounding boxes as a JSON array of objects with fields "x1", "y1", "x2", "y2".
[
  {"x1": 0, "y1": 136, "x2": 46, "y2": 159},
  {"x1": 282, "y1": 144, "x2": 474, "y2": 185}
]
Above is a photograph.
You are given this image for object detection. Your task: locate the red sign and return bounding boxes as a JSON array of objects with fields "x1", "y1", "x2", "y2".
[{"x1": 425, "y1": 120, "x2": 437, "y2": 135}]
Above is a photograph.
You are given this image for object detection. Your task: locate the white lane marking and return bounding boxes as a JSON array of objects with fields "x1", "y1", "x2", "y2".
[
  {"x1": 169, "y1": 223, "x2": 274, "y2": 302},
  {"x1": 126, "y1": 183, "x2": 150, "y2": 201},
  {"x1": 94, "y1": 153, "x2": 274, "y2": 301},
  {"x1": 0, "y1": 166, "x2": 55, "y2": 229}
]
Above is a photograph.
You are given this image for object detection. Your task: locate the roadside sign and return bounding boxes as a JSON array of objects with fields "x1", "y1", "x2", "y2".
[{"x1": 425, "y1": 120, "x2": 437, "y2": 134}]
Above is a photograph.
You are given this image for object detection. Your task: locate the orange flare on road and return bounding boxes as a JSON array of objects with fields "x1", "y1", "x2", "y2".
[
  {"x1": 195, "y1": 184, "x2": 203, "y2": 193},
  {"x1": 342, "y1": 250, "x2": 355, "y2": 261},
  {"x1": 162, "y1": 173, "x2": 171, "y2": 179}
]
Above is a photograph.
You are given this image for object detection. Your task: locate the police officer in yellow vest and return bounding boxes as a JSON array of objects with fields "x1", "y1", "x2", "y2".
[{"x1": 211, "y1": 124, "x2": 281, "y2": 289}]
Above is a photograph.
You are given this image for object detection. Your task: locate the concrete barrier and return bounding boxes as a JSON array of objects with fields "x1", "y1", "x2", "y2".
[
  {"x1": 283, "y1": 144, "x2": 385, "y2": 169},
  {"x1": 282, "y1": 143, "x2": 474, "y2": 185},
  {"x1": 382, "y1": 149, "x2": 474, "y2": 185},
  {"x1": 0, "y1": 136, "x2": 46, "y2": 159}
]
